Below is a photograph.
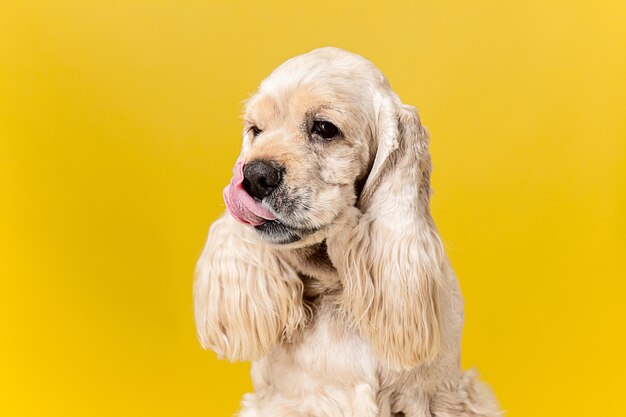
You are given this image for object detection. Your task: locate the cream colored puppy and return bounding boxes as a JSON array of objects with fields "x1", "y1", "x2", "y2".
[{"x1": 194, "y1": 47, "x2": 501, "y2": 417}]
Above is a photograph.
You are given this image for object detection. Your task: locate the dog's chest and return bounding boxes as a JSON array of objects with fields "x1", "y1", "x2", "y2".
[{"x1": 249, "y1": 300, "x2": 381, "y2": 416}]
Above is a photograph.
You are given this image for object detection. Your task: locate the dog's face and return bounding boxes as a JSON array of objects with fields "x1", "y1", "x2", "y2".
[{"x1": 224, "y1": 48, "x2": 391, "y2": 245}]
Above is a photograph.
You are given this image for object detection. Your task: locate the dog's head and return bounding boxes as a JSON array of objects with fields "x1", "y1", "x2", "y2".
[
  {"x1": 224, "y1": 47, "x2": 408, "y2": 245},
  {"x1": 207, "y1": 48, "x2": 444, "y2": 367}
]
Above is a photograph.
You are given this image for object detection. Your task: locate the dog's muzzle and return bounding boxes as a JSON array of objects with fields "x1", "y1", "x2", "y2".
[{"x1": 224, "y1": 160, "x2": 321, "y2": 244}]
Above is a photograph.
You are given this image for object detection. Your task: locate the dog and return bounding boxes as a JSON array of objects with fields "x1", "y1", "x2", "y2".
[{"x1": 194, "y1": 47, "x2": 501, "y2": 417}]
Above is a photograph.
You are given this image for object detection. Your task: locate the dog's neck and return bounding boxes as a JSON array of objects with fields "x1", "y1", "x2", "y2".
[{"x1": 282, "y1": 240, "x2": 340, "y2": 292}]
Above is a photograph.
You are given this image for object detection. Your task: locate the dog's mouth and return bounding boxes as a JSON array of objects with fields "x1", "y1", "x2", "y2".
[
  {"x1": 223, "y1": 163, "x2": 318, "y2": 244},
  {"x1": 251, "y1": 214, "x2": 325, "y2": 244},
  {"x1": 253, "y1": 220, "x2": 303, "y2": 244}
]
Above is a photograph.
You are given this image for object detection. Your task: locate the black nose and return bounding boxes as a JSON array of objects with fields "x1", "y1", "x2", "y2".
[{"x1": 242, "y1": 160, "x2": 282, "y2": 200}]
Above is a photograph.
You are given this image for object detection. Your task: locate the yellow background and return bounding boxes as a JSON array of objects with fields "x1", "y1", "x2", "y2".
[{"x1": 1, "y1": 1, "x2": 625, "y2": 416}]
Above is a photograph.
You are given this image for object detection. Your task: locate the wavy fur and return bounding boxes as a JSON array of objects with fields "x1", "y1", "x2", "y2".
[
  {"x1": 329, "y1": 103, "x2": 445, "y2": 369},
  {"x1": 194, "y1": 215, "x2": 305, "y2": 361}
]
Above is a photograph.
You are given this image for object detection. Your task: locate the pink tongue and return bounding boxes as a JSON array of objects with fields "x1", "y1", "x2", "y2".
[{"x1": 223, "y1": 162, "x2": 277, "y2": 226}]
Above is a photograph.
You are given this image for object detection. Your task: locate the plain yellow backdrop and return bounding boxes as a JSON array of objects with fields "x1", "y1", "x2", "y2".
[{"x1": 1, "y1": 1, "x2": 625, "y2": 416}]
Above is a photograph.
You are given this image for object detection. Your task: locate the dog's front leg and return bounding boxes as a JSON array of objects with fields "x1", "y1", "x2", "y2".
[{"x1": 194, "y1": 214, "x2": 306, "y2": 361}]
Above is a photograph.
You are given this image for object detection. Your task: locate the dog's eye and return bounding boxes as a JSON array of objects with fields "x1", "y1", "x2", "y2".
[
  {"x1": 311, "y1": 120, "x2": 339, "y2": 140},
  {"x1": 250, "y1": 126, "x2": 262, "y2": 137}
]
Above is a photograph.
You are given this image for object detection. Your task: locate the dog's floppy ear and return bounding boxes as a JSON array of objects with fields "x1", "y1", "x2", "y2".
[
  {"x1": 338, "y1": 94, "x2": 444, "y2": 369},
  {"x1": 194, "y1": 215, "x2": 305, "y2": 361}
]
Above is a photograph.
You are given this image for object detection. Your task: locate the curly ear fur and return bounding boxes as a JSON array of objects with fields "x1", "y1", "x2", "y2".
[
  {"x1": 193, "y1": 214, "x2": 305, "y2": 361},
  {"x1": 330, "y1": 97, "x2": 444, "y2": 370}
]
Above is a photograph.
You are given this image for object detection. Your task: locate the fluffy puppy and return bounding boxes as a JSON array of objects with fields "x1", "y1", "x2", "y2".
[{"x1": 194, "y1": 47, "x2": 501, "y2": 417}]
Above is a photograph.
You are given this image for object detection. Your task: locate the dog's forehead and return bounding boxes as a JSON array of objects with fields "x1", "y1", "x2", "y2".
[{"x1": 245, "y1": 48, "x2": 391, "y2": 124}]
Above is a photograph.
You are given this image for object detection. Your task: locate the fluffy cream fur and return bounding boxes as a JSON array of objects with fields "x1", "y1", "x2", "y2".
[{"x1": 194, "y1": 47, "x2": 501, "y2": 416}]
